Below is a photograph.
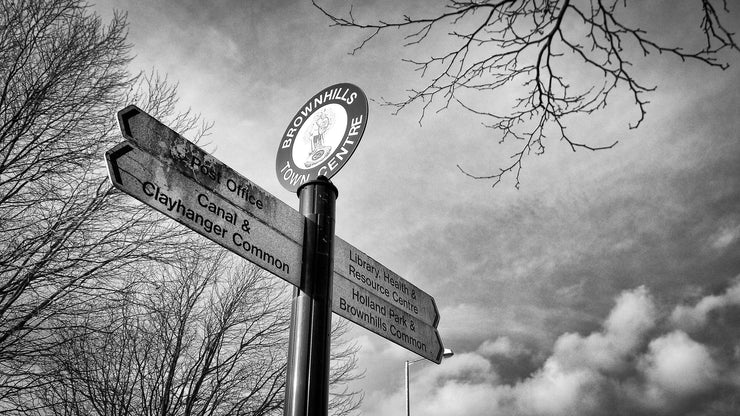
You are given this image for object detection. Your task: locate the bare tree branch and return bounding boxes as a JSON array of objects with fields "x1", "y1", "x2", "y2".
[
  {"x1": 0, "y1": 0, "x2": 212, "y2": 408},
  {"x1": 314, "y1": 0, "x2": 738, "y2": 188}
]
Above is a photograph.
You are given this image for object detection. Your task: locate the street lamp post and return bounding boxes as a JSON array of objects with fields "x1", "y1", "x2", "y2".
[{"x1": 405, "y1": 349, "x2": 454, "y2": 416}]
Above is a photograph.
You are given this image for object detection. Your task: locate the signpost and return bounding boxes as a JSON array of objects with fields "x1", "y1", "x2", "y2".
[
  {"x1": 107, "y1": 87, "x2": 446, "y2": 416},
  {"x1": 114, "y1": 105, "x2": 441, "y2": 344},
  {"x1": 277, "y1": 84, "x2": 368, "y2": 416}
]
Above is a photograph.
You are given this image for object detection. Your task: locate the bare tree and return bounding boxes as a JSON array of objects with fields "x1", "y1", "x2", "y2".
[
  {"x1": 31, "y1": 250, "x2": 287, "y2": 416},
  {"x1": 0, "y1": 0, "x2": 208, "y2": 406},
  {"x1": 328, "y1": 318, "x2": 364, "y2": 416},
  {"x1": 314, "y1": 0, "x2": 739, "y2": 187},
  {"x1": 0, "y1": 1, "x2": 363, "y2": 414},
  {"x1": 29, "y1": 248, "x2": 362, "y2": 416}
]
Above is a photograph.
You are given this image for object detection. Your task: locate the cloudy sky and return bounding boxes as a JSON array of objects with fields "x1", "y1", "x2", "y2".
[{"x1": 93, "y1": 1, "x2": 740, "y2": 415}]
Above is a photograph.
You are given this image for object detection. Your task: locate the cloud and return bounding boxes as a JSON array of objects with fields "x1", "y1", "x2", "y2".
[
  {"x1": 638, "y1": 331, "x2": 720, "y2": 406},
  {"x1": 477, "y1": 336, "x2": 523, "y2": 358},
  {"x1": 361, "y1": 351, "x2": 498, "y2": 416},
  {"x1": 670, "y1": 278, "x2": 740, "y2": 330},
  {"x1": 514, "y1": 361, "x2": 605, "y2": 416},
  {"x1": 551, "y1": 286, "x2": 657, "y2": 374},
  {"x1": 709, "y1": 223, "x2": 740, "y2": 250},
  {"x1": 413, "y1": 380, "x2": 502, "y2": 416},
  {"x1": 422, "y1": 351, "x2": 499, "y2": 386},
  {"x1": 363, "y1": 285, "x2": 740, "y2": 416},
  {"x1": 504, "y1": 287, "x2": 658, "y2": 416}
]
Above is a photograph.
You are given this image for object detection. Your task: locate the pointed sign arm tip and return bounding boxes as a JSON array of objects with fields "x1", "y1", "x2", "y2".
[
  {"x1": 434, "y1": 330, "x2": 444, "y2": 364},
  {"x1": 117, "y1": 104, "x2": 143, "y2": 139},
  {"x1": 105, "y1": 142, "x2": 133, "y2": 185},
  {"x1": 431, "y1": 295, "x2": 440, "y2": 328}
]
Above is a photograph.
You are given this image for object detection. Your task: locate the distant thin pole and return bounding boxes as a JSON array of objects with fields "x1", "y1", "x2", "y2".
[{"x1": 405, "y1": 360, "x2": 410, "y2": 416}]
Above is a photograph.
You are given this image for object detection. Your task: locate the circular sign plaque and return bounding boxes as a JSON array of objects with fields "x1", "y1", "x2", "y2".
[{"x1": 276, "y1": 83, "x2": 368, "y2": 192}]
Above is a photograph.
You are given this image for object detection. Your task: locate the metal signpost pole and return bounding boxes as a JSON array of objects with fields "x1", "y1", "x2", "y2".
[{"x1": 284, "y1": 176, "x2": 337, "y2": 416}]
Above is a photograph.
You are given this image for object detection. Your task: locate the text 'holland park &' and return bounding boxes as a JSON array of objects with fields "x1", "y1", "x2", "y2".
[{"x1": 338, "y1": 287, "x2": 428, "y2": 354}]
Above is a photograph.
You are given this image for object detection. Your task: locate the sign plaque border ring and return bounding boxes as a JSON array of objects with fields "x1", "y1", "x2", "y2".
[{"x1": 276, "y1": 83, "x2": 368, "y2": 192}]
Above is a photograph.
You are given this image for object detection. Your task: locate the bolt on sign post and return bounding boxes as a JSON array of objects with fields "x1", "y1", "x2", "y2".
[{"x1": 278, "y1": 83, "x2": 368, "y2": 416}]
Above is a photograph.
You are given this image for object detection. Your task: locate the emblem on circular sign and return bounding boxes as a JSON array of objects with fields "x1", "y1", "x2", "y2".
[{"x1": 276, "y1": 83, "x2": 368, "y2": 192}]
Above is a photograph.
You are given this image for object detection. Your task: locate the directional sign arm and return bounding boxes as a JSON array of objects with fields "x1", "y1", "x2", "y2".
[
  {"x1": 333, "y1": 238, "x2": 440, "y2": 327},
  {"x1": 117, "y1": 105, "x2": 305, "y2": 246},
  {"x1": 332, "y1": 276, "x2": 443, "y2": 363},
  {"x1": 105, "y1": 142, "x2": 302, "y2": 287}
]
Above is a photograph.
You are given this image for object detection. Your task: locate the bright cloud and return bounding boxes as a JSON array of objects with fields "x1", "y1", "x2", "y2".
[
  {"x1": 671, "y1": 278, "x2": 740, "y2": 330},
  {"x1": 477, "y1": 336, "x2": 522, "y2": 358},
  {"x1": 710, "y1": 223, "x2": 740, "y2": 250},
  {"x1": 638, "y1": 331, "x2": 720, "y2": 406},
  {"x1": 364, "y1": 285, "x2": 739, "y2": 416},
  {"x1": 551, "y1": 286, "x2": 656, "y2": 373},
  {"x1": 514, "y1": 360, "x2": 604, "y2": 416}
]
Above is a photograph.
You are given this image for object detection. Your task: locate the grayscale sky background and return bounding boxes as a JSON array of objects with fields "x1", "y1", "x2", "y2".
[{"x1": 93, "y1": 1, "x2": 740, "y2": 415}]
